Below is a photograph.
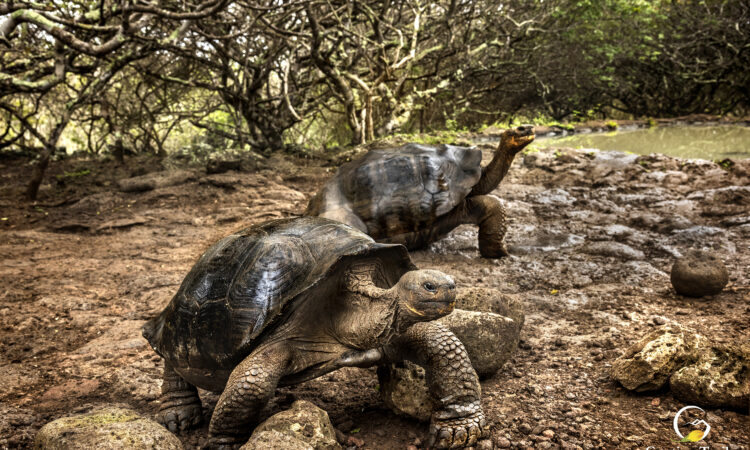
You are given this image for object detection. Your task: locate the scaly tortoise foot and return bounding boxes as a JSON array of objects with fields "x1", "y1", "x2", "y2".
[{"x1": 429, "y1": 411, "x2": 488, "y2": 449}]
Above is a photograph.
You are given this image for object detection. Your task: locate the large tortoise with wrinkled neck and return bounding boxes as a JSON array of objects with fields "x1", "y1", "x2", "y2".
[
  {"x1": 306, "y1": 126, "x2": 535, "y2": 257},
  {"x1": 143, "y1": 217, "x2": 486, "y2": 449}
]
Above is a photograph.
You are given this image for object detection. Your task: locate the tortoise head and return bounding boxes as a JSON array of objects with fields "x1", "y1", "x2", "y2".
[
  {"x1": 393, "y1": 269, "x2": 456, "y2": 327},
  {"x1": 500, "y1": 125, "x2": 535, "y2": 154}
]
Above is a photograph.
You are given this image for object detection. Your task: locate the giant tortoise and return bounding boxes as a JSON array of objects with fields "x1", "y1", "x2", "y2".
[
  {"x1": 143, "y1": 217, "x2": 486, "y2": 448},
  {"x1": 306, "y1": 126, "x2": 534, "y2": 257}
]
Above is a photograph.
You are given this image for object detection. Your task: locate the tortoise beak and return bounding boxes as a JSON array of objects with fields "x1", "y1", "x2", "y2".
[{"x1": 515, "y1": 125, "x2": 534, "y2": 137}]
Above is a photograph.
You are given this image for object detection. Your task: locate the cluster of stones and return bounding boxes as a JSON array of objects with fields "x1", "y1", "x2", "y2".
[{"x1": 610, "y1": 324, "x2": 749, "y2": 412}]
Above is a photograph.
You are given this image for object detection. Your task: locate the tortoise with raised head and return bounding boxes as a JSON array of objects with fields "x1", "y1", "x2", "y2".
[
  {"x1": 143, "y1": 217, "x2": 486, "y2": 448},
  {"x1": 306, "y1": 126, "x2": 535, "y2": 257}
]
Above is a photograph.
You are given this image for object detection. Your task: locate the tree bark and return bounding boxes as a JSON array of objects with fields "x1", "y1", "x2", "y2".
[{"x1": 25, "y1": 144, "x2": 54, "y2": 201}]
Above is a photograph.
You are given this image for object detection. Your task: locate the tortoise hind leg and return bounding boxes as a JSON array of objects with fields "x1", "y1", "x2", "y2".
[
  {"x1": 156, "y1": 363, "x2": 203, "y2": 433},
  {"x1": 208, "y1": 344, "x2": 292, "y2": 448}
]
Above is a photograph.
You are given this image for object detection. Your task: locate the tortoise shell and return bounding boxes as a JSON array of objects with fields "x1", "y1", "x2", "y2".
[
  {"x1": 306, "y1": 144, "x2": 482, "y2": 239},
  {"x1": 143, "y1": 217, "x2": 414, "y2": 373}
]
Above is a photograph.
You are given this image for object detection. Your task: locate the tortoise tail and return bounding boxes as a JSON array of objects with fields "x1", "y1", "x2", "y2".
[{"x1": 142, "y1": 312, "x2": 166, "y2": 349}]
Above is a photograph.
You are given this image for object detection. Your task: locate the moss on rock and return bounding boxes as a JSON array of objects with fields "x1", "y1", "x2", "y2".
[{"x1": 34, "y1": 406, "x2": 182, "y2": 450}]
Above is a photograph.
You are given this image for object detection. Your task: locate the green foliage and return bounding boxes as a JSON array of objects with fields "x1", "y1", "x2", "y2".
[
  {"x1": 56, "y1": 168, "x2": 91, "y2": 180},
  {"x1": 391, "y1": 129, "x2": 464, "y2": 146},
  {"x1": 2, "y1": 0, "x2": 747, "y2": 164},
  {"x1": 714, "y1": 159, "x2": 734, "y2": 170}
]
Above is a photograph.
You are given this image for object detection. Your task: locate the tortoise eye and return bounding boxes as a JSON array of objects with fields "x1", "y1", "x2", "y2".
[{"x1": 423, "y1": 282, "x2": 436, "y2": 292}]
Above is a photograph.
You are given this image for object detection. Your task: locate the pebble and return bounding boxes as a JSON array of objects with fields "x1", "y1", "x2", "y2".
[
  {"x1": 477, "y1": 439, "x2": 493, "y2": 450},
  {"x1": 542, "y1": 430, "x2": 555, "y2": 439},
  {"x1": 346, "y1": 435, "x2": 364, "y2": 447},
  {"x1": 494, "y1": 436, "x2": 511, "y2": 448}
]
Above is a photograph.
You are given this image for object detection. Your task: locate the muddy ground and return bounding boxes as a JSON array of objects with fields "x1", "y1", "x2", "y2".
[{"x1": 0, "y1": 140, "x2": 748, "y2": 449}]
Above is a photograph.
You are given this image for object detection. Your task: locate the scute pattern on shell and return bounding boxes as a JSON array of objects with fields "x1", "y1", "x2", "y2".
[
  {"x1": 143, "y1": 216, "x2": 414, "y2": 373},
  {"x1": 308, "y1": 144, "x2": 482, "y2": 239}
]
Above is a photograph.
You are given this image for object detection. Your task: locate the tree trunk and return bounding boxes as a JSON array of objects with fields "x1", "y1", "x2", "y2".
[
  {"x1": 365, "y1": 95, "x2": 374, "y2": 142},
  {"x1": 114, "y1": 137, "x2": 124, "y2": 163},
  {"x1": 26, "y1": 119, "x2": 67, "y2": 201},
  {"x1": 25, "y1": 144, "x2": 54, "y2": 201}
]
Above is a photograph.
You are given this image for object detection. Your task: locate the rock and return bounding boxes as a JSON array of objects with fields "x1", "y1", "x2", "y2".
[
  {"x1": 523, "y1": 151, "x2": 555, "y2": 169},
  {"x1": 670, "y1": 250, "x2": 729, "y2": 297},
  {"x1": 377, "y1": 361, "x2": 434, "y2": 422},
  {"x1": 117, "y1": 170, "x2": 195, "y2": 192},
  {"x1": 34, "y1": 406, "x2": 182, "y2": 449},
  {"x1": 508, "y1": 230, "x2": 584, "y2": 254},
  {"x1": 610, "y1": 325, "x2": 706, "y2": 391},
  {"x1": 454, "y1": 288, "x2": 525, "y2": 326},
  {"x1": 687, "y1": 186, "x2": 750, "y2": 206},
  {"x1": 477, "y1": 438, "x2": 494, "y2": 450},
  {"x1": 437, "y1": 309, "x2": 522, "y2": 378},
  {"x1": 656, "y1": 215, "x2": 694, "y2": 233},
  {"x1": 378, "y1": 306, "x2": 522, "y2": 420},
  {"x1": 528, "y1": 188, "x2": 576, "y2": 206},
  {"x1": 206, "y1": 158, "x2": 242, "y2": 174},
  {"x1": 249, "y1": 400, "x2": 341, "y2": 450},
  {"x1": 669, "y1": 343, "x2": 750, "y2": 412},
  {"x1": 240, "y1": 430, "x2": 313, "y2": 450},
  {"x1": 581, "y1": 241, "x2": 644, "y2": 260},
  {"x1": 592, "y1": 150, "x2": 639, "y2": 170},
  {"x1": 671, "y1": 225, "x2": 725, "y2": 240},
  {"x1": 494, "y1": 435, "x2": 511, "y2": 448},
  {"x1": 430, "y1": 225, "x2": 480, "y2": 255}
]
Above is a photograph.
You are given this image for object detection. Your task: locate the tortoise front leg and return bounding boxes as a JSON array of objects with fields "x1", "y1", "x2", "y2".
[
  {"x1": 383, "y1": 322, "x2": 488, "y2": 449},
  {"x1": 156, "y1": 363, "x2": 203, "y2": 433},
  {"x1": 208, "y1": 344, "x2": 292, "y2": 449},
  {"x1": 380, "y1": 195, "x2": 509, "y2": 258},
  {"x1": 468, "y1": 195, "x2": 509, "y2": 258}
]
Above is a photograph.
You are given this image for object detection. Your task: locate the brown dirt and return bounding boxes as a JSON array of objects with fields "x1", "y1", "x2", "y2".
[{"x1": 0, "y1": 143, "x2": 748, "y2": 450}]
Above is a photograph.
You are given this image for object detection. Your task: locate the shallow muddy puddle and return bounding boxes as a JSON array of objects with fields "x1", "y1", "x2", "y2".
[{"x1": 535, "y1": 125, "x2": 750, "y2": 160}]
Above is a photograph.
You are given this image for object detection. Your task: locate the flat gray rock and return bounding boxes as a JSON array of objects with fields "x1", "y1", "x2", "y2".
[
  {"x1": 117, "y1": 170, "x2": 195, "y2": 192},
  {"x1": 582, "y1": 241, "x2": 645, "y2": 260}
]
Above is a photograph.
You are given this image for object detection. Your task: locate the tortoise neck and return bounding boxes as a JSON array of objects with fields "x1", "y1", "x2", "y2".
[
  {"x1": 469, "y1": 139, "x2": 518, "y2": 196},
  {"x1": 342, "y1": 264, "x2": 396, "y2": 300}
]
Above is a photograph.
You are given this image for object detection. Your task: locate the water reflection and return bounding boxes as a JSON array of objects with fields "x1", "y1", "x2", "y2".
[{"x1": 537, "y1": 125, "x2": 750, "y2": 160}]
